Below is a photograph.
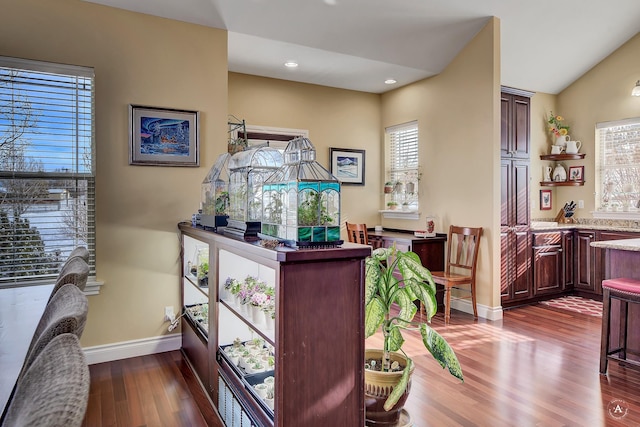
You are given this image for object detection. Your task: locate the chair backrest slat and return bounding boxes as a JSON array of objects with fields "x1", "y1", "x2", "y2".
[
  {"x1": 445, "y1": 225, "x2": 482, "y2": 276},
  {"x1": 346, "y1": 222, "x2": 369, "y2": 245}
]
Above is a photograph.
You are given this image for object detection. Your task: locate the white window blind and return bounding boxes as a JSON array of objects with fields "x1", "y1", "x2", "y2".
[
  {"x1": 0, "y1": 56, "x2": 95, "y2": 285},
  {"x1": 386, "y1": 121, "x2": 419, "y2": 209},
  {"x1": 596, "y1": 118, "x2": 640, "y2": 211}
]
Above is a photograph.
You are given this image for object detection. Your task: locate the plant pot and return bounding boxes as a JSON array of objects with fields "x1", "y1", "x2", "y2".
[
  {"x1": 384, "y1": 185, "x2": 394, "y2": 194},
  {"x1": 364, "y1": 349, "x2": 415, "y2": 426}
]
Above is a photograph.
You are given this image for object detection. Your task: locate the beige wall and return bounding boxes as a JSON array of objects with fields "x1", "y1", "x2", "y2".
[
  {"x1": 530, "y1": 92, "x2": 558, "y2": 218},
  {"x1": 381, "y1": 18, "x2": 502, "y2": 311},
  {"x1": 0, "y1": 0, "x2": 228, "y2": 346},
  {"x1": 551, "y1": 32, "x2": 640, "y2": 216},
  {"x1": 228, "y1": 73, "x2": 382, "y2": 228}
]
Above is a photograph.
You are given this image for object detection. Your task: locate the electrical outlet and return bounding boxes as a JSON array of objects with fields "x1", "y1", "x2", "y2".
[
  {"x1": 164, "y1": 306, "x2": 175, "y2": 322},
  {"x1": 578, "y1": 200, "x2": 584, "y2": 209}
]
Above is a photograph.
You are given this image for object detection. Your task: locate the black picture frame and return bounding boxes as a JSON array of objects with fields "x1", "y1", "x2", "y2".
[
  {"x1": 329, "y1": 148, "x2": 365, "y2": 185},
  {"x1": 129, "y1": 105, "x2": 200, "y2": 167}
]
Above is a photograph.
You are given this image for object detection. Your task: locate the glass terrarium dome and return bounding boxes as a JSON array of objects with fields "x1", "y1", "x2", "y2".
[
  {"x1": 262, "y1": 137, "x2": 341, "y2": 247},
  {"x1": 226, "y1": 146, "x2": 283, "y2": 237}
]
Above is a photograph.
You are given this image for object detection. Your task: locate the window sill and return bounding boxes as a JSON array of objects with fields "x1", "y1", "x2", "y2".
[
  {"x1": 0, "y1": 277, "x2": 104, "y2": 294},
  {"x1": 379, "y1": 210, "x2": 420, "y2": 220}
]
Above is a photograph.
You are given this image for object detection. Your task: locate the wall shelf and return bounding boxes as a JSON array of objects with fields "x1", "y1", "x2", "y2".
[
  {"x1": 540, "y1": 181, "x2": 584, "y2": 187},
  {"x1": 540, "y1": 153, "x2": 585, "y2": 161}
]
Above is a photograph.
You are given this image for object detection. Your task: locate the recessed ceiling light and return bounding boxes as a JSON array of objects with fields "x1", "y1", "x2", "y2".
[
  {"x1": 284, "y1": 61, "x2": 299, "y2": 68},
  {"x1": 385, "y1": 79, "x2": 397, "y2": 85}
]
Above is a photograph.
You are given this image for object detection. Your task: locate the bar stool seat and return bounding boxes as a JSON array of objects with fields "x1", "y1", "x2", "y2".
[{"x1": 600, "y1": 277, "x2": 640, "y2": 374}]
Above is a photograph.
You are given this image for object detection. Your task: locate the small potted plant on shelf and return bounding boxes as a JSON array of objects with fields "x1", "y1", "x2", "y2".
[
  {"x1": 386, "y1": 201, "x2": 398, "y2": 210},
  {"x1": 364, "y1": 244, "x2": 463, "y2": 425},
  {"x1": 384, "y1": 182, "x2": 395, "y2": 193}
]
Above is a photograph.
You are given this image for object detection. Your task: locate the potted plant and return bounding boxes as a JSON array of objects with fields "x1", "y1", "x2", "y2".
[
  {"x1": 364, "y1": 244, "x2": 463, "y2": 425},
  {"x1": 384, "y1": 181, "x2": 395, "y2": 193},
  {"x1": 386, "y1": 201, "x2": 398, "y2": 210}
]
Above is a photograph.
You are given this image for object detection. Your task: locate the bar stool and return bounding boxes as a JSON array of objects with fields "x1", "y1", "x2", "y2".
[{"x1": 600, "y1": 277, "x2": 640, "y2": 374}]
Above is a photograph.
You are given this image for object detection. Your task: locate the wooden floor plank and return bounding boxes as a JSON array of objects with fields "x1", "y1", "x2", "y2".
[{"x1": 83, "y1": 303, "x2": 640, "y2": 426}]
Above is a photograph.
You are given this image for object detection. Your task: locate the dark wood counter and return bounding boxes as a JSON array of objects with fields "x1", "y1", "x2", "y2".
[
  {"x1": 367, "y1": 229, "x2": 446, "y2": 273},
  {"x1": 593, "y1": 239, "x2": 640, "y2": 364}
]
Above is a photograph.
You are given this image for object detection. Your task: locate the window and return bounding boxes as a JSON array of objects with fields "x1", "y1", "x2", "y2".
[
  {"x1": 0, "y1": 56, "x2": 95, "y2": 286},
  {"x1": 385, "y1": 121, "x2": 419, "y2": 211},
  {"x1": 596, "y1": 118, "x2": 640, "y2": 214}
]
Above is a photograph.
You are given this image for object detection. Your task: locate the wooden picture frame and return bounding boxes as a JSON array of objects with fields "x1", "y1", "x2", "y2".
[
  {"x1": 569, "y1": 166, "x2": 584, "y2": 182},
  {"x1": 540, "y1": 189, "x2": 552, "y2": 210},
  {"x1": 129, "y1": 105, "x2": 200, "y2": 166},
  {"x1": 329, "y1": 148, "x2": 365, "y2": 185}
]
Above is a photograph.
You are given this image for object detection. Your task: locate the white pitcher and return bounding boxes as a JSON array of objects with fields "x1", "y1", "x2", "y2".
[{"x1": 566, "y1": 140, "x2": 582, "y2": 154}]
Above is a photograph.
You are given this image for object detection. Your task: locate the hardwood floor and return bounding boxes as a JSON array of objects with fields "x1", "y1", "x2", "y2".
[
  {"x1": 82, "y1": 350, "x2": 222, "y2": 427},
  {"x1": 372, "y1": 304, "x2": 640, "y2": 427},
  {"x1": 83, "y1": 303, "x2": 640, "y2": 426}
]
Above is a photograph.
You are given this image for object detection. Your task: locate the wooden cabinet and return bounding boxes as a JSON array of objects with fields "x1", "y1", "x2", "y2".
[
  {"x1": 532, "y1": 232, "x2": 563, "y2": 295},
  {"x1": 575, "y1": 230, "x2": 640, "y2": 298},
  {"x1": 575, "y1": 230, "x2": 596, "y2": 294},
  {"x1": 500, "y1": 88, "x2": 532, "y2": 305},
  {"x1": 501, "y1": 90, "x2": 531, "y2": 158},
  {"x1": 562, "y1": 230, "x2": 574, "y2": 289},
  {"x1": 501, "y1": 158, "x2": 531, "y2": 304},
  {"x1": 179, "y1": 223, "x2": 370, "y2": 426}
]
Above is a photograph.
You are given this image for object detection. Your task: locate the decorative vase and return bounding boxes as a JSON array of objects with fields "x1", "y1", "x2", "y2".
[
  {"x1": 364, "y1": 349, "x2": 415, "y2": 426},
  {"x1": 555, "y1": 135, "x2": 569, "y2": 147}
]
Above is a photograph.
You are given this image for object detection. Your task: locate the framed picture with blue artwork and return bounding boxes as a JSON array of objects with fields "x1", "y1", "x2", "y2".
[
  {"x1": 329, "y1": 148, "x2": 365, "y2": 185},
  {"x1": 129, "y1": 105, "x2": 200, "y2": 166}
]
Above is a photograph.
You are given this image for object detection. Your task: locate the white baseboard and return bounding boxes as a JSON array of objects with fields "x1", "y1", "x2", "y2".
[
  {"x1": 83, "y1": 333, "x2": 182, "y2": 365},
  {"x1": 450, "y1": 300, "x2": 503, "y2": 321}
]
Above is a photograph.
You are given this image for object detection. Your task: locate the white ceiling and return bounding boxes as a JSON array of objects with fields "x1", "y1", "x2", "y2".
[{"x1": 83, "y1": 0, "x2": 640, "y2": 94}]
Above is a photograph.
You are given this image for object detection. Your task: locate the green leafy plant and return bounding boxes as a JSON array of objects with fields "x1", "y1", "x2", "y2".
[
  {"x1": 298, "y1": 191, "x2": 333, "y2": 226},
  {"x1": 215, "y1": 191, "x2": 229, "y2": 215},
  {"x1": 364, "y1": 244, "x2": 463, "y2": 410}
]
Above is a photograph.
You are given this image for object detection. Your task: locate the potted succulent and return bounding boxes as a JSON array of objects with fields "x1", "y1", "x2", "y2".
[{"x1": 364, "y1": 244, "x2": 463, "y2": 425}]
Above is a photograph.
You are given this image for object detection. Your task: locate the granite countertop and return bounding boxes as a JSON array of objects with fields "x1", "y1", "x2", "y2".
[
  {"x1": 591, "y1": 238, "x2": 640, "y2": 252},
  {"x1": 530, "y1": 221, "x2": 640, "y2": 233}
]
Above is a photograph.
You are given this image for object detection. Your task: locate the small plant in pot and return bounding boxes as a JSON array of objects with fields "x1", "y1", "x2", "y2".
[{"x1": 364, "y1": 244, "x2": 463, "y2": 425}]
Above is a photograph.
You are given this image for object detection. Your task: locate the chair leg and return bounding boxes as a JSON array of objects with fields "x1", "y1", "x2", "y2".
[
  {"x1": 444, "y1": 284, "x2": 451, "y2": 325},
  {"x1": 600, "y1": 289, "x2": 612, "y2": 374},
  {"x1": 471, "y1": 280, "x2": 478, "y2": 319}
]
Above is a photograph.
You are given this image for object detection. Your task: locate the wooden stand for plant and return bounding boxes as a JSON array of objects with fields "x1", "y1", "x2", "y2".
[{"x1": 554, "y1": 209, "x2": 577, "y2": 224}]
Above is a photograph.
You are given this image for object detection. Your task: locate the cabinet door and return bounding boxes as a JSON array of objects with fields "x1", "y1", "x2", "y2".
[
  {"x1": 500, "y1": 159, "x2": 529, "y2": 227},
  {"x1": 562, "y1": 231, "x2": 574, "y2": 289},
  {"x1": 501, "y1": 229, "x2": 532, "y2": 302},
  {"x1": 575, "y1": 231, "x2": 596, "y2": 292},
  {"x1": 532, "y1": 232, "x2": 562, "y2": 295},
  {"x1": 500, "y1": 92, "x2": 530, "y2": 158}
]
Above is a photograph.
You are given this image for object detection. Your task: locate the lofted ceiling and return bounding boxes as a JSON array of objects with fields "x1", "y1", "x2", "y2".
[{"x1": 83, "y1": 0, "x2": 640, "y2": 94}]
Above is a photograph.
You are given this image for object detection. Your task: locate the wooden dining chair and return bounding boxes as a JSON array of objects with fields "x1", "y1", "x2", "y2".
[
  {"x1": 345, "y1": 222, "x2": 369, "y2": 245},
  {"x1": 430, "y1": 225, "x2": 483, "y2": 324}
]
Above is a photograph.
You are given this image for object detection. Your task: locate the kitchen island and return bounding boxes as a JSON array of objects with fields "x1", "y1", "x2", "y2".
[{"x1": 591, "y1": 238, "x2": 640, "y2": 366}]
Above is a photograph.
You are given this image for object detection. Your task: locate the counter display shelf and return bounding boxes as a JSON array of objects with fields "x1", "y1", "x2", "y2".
[{"x1": 179, "y1": 222, "x2": 370, "y2": 427}]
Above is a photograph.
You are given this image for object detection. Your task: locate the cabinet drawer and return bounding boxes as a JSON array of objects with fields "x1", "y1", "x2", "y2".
[{"x1": 532, "y1": 232, "x2": 561, "y2": 247}]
